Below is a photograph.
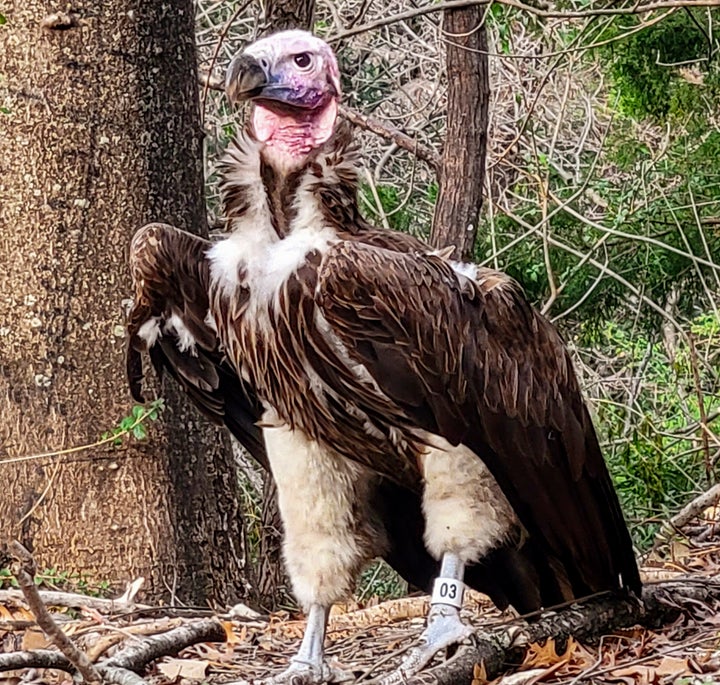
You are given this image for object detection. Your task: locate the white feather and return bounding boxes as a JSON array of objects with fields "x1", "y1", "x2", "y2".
[
  {"x1": 137, "y1": 318, "x2": 161, "y2": 348},
  {"x1": 164, "y1": 313, "x2": 197, "y2": 355},
  {"x1": 449, "y1": 260, "x2": 480, "y2": 279}
]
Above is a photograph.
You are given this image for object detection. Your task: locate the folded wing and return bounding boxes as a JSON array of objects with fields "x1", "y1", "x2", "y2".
[
  {"x1": 317, "y1": 240, "x2": 640, "y2": 598},
  {"x1": 127, "y1": 223, "x2": 267, "y2": 466}
]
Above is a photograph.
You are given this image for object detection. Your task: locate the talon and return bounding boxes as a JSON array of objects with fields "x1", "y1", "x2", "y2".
[{"x1": 376, "y1": 603, "x2": 474, "y2": 684}]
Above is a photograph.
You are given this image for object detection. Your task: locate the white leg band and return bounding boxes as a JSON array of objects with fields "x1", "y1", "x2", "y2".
[{"x1": 431, "y1": 577, "x2": 465, "y2": 609}]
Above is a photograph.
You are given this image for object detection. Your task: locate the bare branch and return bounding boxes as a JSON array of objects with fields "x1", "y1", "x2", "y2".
[
  {"x1": 8, "y1": 541, "x2": 103, "y2": 685},
  {"x1": 331, "y1": 0, "x2": 720, "y2": 43},
  {"x1": 340, "y1": 105, "x2": 441, "y2": 172},
  {"x1": 200, "y1": 0, "x2": 254, "y2": 118},
  {"x1": 652, "y1": 484, "x2": 720, "y2": 550}
]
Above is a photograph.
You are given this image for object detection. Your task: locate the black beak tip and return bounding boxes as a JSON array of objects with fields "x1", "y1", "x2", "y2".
[{"x1": 225, "y1": 54, "x2": 267, "y2": 104}]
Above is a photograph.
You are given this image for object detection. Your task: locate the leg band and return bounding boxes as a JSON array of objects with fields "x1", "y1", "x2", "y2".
[{"x1": 431, "y1": 577, "x2": 465, "y2": 609}]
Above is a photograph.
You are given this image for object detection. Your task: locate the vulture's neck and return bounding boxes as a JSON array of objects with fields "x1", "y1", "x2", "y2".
[{"x1": 218, "y1": 123, "x2": 371, "y2": 241}]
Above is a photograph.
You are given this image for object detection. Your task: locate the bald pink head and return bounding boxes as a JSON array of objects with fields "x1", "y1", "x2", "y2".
[{"x1": 225, "y1": 30, "x2": 341, "y2": 165}]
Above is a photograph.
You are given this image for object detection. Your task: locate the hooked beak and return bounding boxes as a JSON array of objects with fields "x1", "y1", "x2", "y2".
[
  {"x1": 225, "y1": 54, "x2": 268, "y2": 104},
  {"x1": 225, "y1": 53, "x2": 338, "y2": 111}
]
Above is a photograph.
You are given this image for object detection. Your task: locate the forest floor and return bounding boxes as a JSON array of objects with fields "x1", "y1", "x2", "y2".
[{"x1": 2, "y1": 506, "x2": 720, "y2": 685}]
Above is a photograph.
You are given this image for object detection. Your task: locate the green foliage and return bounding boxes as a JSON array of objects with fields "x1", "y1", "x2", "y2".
[
  {"x1": 0, "y1": 14, "x2": 6, "y2": 25},
  {"x1": 342, "y1": 57, "x2": 394, "y2": 111},
  {"x1": 476, "y1": 122, "x2": 720, "y2": 332},
  {"x1": 0, "y1": 566, "x2": 112, "y2": 597},
  {"x1": 593, "y1": 315, "x2": 720, "y2": 547},
  {"x1": 100, "y1": 399, "x2": 164, "y2": 446},
  {"x1": 356, "y1": 559, "x2": 407, "y2": 601},
  {"x1": 602, "y1": 11, "x2": 717, "y2": 120},
  {"x1": 313, "y1": 18, "x2": 330, "y2": 37},
  {"x1": 361, "y1": 183, "x2": 412, "y2": 233},
  {"x1": 0, "y1": 567, "x2": 13, "y2": 586}
]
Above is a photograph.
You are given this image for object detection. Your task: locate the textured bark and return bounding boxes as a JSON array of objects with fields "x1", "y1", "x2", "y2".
[
  {"x1": 253, "y1": 478, "x2": 293, "y2": 611},
  {"x1": 262, "y1": 0, "x2": 316, "y2": 32},
  {"x1": 0, "y1": 0, "x2": 246, "y2": 605},
  {"x1": 430, "y1": 8, "x2": 490, "y2": 261}
]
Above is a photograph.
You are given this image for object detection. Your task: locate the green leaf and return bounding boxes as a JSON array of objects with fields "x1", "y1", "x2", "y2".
[
  {"x1": 132, "y1": 423, "x2": 147, "y2": 441},
  {"x1": 0, "y1": 107, "x2": 10, "y2": 115},
  {"x1": 0, "y1": 14, "x2": 6, "y2": 25},
  {"x1": 119, "y1": 417, "x2": 134, "y2": 431},
  {"x1": 131, "y1": 405, "x2": 145, "y2": 419}
]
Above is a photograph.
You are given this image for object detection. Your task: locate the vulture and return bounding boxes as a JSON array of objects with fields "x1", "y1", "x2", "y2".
[{"x1": 127, "y1": 30, "x2": 640, "y2": 685}]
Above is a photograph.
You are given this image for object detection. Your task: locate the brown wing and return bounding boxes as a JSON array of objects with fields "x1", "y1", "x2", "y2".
[
  {"x1": 317, "y1": 240, "x2": 640, "y2": 599},
  {"x1": 127, "y1": 223, "x2": 267, "y2": 466}
]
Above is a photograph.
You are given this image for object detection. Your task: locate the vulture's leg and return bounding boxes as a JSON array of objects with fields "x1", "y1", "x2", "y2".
[
  {"x1": 378, "y1": 438, "x2": 516, "y2": 684},
  {"x1": 291, "y1": 603, "x2": 330, "y2": 669},
  {"x1": 255, "y1": 413, "x2": 383, "y2": 684},
  {"x1": 380, "y1": 553, "x2": 474, "y2": 684}
]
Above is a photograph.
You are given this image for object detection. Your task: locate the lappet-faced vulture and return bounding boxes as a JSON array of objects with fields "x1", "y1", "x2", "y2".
[{"x1": 127, "y1": 30, "x2": 639, "y2": 685}]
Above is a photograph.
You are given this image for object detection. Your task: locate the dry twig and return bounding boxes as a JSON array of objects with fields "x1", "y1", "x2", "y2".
[
  {"x1": 652, "y1": 483, "x2": 720, "y2": 551},
  {"x1": 340, "y1": 105, "x2": 441, "y2": 171},
  {"x1": 8, "y1": 540, "x2": 103, "y2": 684}
]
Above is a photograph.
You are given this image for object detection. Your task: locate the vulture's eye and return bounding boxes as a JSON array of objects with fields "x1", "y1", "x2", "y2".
[{"x1": 293, "y1": 52, "x2": 313, "y2": 70}]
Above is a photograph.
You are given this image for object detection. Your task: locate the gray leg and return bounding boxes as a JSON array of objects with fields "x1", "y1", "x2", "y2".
[
  {"x1": 379, "y1": 553, "x2": 474, "y2": 685},
  {"x1": 288, "y1": 603, "x2": 331, "y2": 676},
  {"x1": 242, "y1": 603, "x2": 351, "y2": 684}
]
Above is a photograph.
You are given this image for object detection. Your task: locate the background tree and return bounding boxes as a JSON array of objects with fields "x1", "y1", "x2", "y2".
[
  {"x1": 0, "y1": 0, "x2": 247, "y2": 605},
  {"x1": 430, "y1": 6, "x2": 489, "y2": 260}
]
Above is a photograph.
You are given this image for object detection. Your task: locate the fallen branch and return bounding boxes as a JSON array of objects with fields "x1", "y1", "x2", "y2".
[
  {"x1": 0, "y1": 649, "x2": 75, "y2": 673},
  {"x1": 652, "y1": 483, "x2": 720, "y2": 550},
  {"x1": 0, "y1": 588, "x2": 150, "y2": 613},
  {"x1": 0, "y1": 648, "x2": 151, "y2": 685},
  {"x1": 400, "y1": 577, "x2": 719, "y2": 684},
  {"x1": 102, "y1": 618, "x2": 226, "y2": 672},
  {"x1": 0, "y1": 616, "x2": 224, "y2": 682},
  {"x1": 8, "y1": 541, "x2": 102, "y2": 684},
  {"x1": 2, "y1": 543, "x2": 220, "y2": 684},
  {"x1": 86, "y1": 617, "x2": 185, "y2": 662}
]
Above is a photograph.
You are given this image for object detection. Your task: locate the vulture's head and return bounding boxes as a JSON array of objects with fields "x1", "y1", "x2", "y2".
[{"x1": 225, "y1": 30, "x2": 341, "y2": 166}]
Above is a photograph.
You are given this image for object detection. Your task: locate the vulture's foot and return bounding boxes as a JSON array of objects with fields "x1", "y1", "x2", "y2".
[
  {"x1": 376, "y1": 604, "x2": 474, "y2": 685},
  {"x1": 258, "y1": 658, "x2": 352, "y2": 684}
]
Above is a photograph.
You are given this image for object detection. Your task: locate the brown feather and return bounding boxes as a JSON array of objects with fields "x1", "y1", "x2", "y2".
[
  {"x1": 126, "y1": 222, "x2": 267, "y2": 468},
  {"x1": 314, "y1": 241, "x2": 640, "y2": 598}
]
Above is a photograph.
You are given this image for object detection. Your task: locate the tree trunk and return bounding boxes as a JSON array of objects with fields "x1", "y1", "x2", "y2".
[
  {"x1": 262, "y1": 0, "x2": 315, "y2": 32},
  {"x1": 252, "y1": 479, "x2": 294, "y2": 612},
  {"x1": 430, "y1": 8, "x2": 490, "y2": 261},
  {"x1": 0, "y1": 0, "x2": 246, "y2": 606}
]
